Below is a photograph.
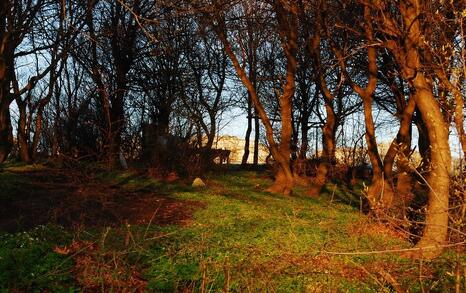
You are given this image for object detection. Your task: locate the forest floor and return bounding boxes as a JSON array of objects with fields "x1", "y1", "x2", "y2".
[{"x1": 0, "y1": 163, "x2": 464, "y2": 292}]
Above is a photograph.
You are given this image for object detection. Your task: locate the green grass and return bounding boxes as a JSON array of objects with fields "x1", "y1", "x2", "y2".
[
  {"x1": 2, "y1": 161, "x2": 48, "y2": 172},
  {"x1": 0, "y1": 225, "x2": 74, "y2": 292},
  {"x1": 136, "y1": 172, "x2": 407, "y2": 291},
  {"x1": 0, "y1": 171, "x2": 28, "y2": 200},
  {"x1": 0, "y1": 168, "x2": 463, "y2": 291}
]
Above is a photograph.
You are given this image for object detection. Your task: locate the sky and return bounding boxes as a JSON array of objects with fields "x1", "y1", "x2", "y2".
[{"x1": 217, "y1": 105, "x2": 464, "y2": 161}]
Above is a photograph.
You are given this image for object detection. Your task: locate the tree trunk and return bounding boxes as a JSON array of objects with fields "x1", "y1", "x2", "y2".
[
  {"x1": 307, "y1": 10, "x2": 336, "y2": 197},
  {"x1": 362, "y1": 93, "x2": 394, "y2": 209},
  {"x1": 335, "y1": 4, "x2": 394, "y2": 209},
  {"x1": 266, "y1": 79, "x2": 295, "y2": 195},
  {"x1": 16, "y1": 101, "x2": 31, "y2": 163},
  {"x1": 213, "y1": 3, "x2": 297, "y2": 195},
  {"x1": 299, "y1": 117, "x2": 309, "y2": 160},
  {"x1": 383, "y1": 95, "x2": 415, "y2": 181},
  {"x1": 253, "y1": 108, "x2": 259, "y2": 166},
  {"x1": 30, "y1": 105, "x2": 46, "y2": 161},
  {"x1": 107, "y1": 70, "x2": 127, "y2": 169},
  {"x1": 383, "y1": 97, "x2": 416, "y2": 211},
  {"x1": 308, "y1": 100, "x2": 336, "y2": 197},
  {"x1": 414, "y1": 111, "x2": 431, "y2": 172},
  {"x1": 410, "y1": 74, "x2": 451, "y2": 259},
  {"x1": 0, "y1": 100, "x2": 12, "y2": 163},
  {"x1": 241, "y1": 94, "x2": 252, "y2": 166},
  {"x1": 0, "y1": 34, "x2": 12, "y2": 163},
  {"x1": 389, "y1": 0, "x2": 452, "y2": 258}
]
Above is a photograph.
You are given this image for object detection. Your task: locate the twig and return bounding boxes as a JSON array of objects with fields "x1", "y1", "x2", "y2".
[
  {"x1": 143, "y1": 205, "x2": 161, "y2": 240},
  {"x1": 379, "y1": 269, "x2": 405, "y2": 293},
  {"x1": 321, "y1": 241, "x2": 465, "y2": 256},
  {"x1": 419, "y1": 258, "x2": 425, "y2": 293}
]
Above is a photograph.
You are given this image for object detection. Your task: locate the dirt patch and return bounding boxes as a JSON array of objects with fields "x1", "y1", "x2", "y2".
[{"x1": 0, "y1": 169, "x2": 205, "y2": 232}]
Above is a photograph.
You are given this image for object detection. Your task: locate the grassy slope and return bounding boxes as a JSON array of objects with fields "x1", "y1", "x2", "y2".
[{"x1": 0, "y1": 166, "x2": 463, "y2": 292}]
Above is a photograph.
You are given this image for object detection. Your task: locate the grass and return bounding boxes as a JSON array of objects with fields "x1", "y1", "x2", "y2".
[
  {"x1": 0, "y1": 166, "x2": 464, "y2": 291},
  {"x1": 0, "y1": 225, "x2": 75, "y2": 291}
]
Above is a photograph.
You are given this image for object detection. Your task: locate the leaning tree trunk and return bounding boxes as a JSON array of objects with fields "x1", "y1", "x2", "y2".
[
  {"x1": 390, "y1": 0, "x2": 452, "y2": 259},
  {"x1": 409, "y1": 74, "x2": 451, "y2": 259},
  {"x1": 214, "y1": 5, "x2": 297, "y2": 195},
  {"x1": 253, "y1": 110, "x2": 260, "y2": 166},
  {"x1": 383, "y1": 96, "x2": 416, "y2": 217},
  {"x1": 360, "y1": 89, "x2": 395, "y2": 209}
]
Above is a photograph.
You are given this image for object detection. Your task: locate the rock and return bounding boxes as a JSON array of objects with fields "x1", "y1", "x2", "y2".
[{"x1": 192, "y1": 177, "x2": 206, "y2": 188}]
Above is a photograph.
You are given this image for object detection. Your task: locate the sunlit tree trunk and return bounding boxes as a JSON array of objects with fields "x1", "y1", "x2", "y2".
[
  {"x1": 334, "y1": 4, "x2": 394, "y2": 208},
  {"x1": 381, "y1": 0, "x2": 452, "y2": 258},
  {"x1": 411, "y1": 74, "x2": 451, "y2": 258},
  {"x1": 383, "y1": 97, "x2": 416, "y2": 207},
  {"x1": 212, "y1": 1, "x2": 298, "y2": 195},
  {"x1": 253, "y1": 110, "x2": 259, "y2": 166},
  {"x1": 305, "y1": 2, "x2": 338, "y2": 196}
]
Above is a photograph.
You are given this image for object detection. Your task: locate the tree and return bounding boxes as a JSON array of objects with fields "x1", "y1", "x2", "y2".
[
  {"x1": 76, "y1": 0, "x2": 141, "y2": 168},
  {"x1": 204, "y1": 0, "x2": 299, "y2": 194},
  {"x1": 373, "y1": 0, "x2": 453, "y2": 259},
  {"x1": 0, "y1": 0, "x2": 57, "y2": 162},
  {"x1": 183, "y1": 25, "x2": 229, "y2": 153},
  {"x1": 331, "y1": 2, "x2": 396, "y2": 208},
  {"x1": 13, "y1": 0, "x2": 72, "y2": 162}
]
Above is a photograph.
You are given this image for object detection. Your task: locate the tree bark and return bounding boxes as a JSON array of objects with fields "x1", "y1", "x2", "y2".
[
  {"x1": 383, "y1": 97, "x2": 415, "y2": 181},
  {"x1": 0, "y1": 100, "x2": 12, "y2": 163},
  {"x1": 253, "y1": 108, "x2": 260, "y2": 166},
  {"x1": 410, "y1": 74, "x2": 451, "y2": 259},
  {"x1": 383, "y1": 0, "x2": 452, "y2": 258},
  {"x1": 306, "y1": 4, "x2": 338, "y2": 197},
  {"x1": 16, "y1": 100, "x2": 31, "y2": 163},
  {"x1": 382, "y1": 96, "x2": 416, "y2": 213},
  {"x1": 241, "y1": 95, "x2": 252, "y2": 166}
]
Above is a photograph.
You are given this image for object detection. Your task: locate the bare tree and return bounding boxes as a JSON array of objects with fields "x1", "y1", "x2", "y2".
[
  {"x1": 0, "y1": 0, "x2": 59, "y2": 162},
  {"x1": 203, "y1": 0, "x2": 299, "y2": 194},
  {"x1": 373, "y1": 0, "x2": 453, "y2": 259}
]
